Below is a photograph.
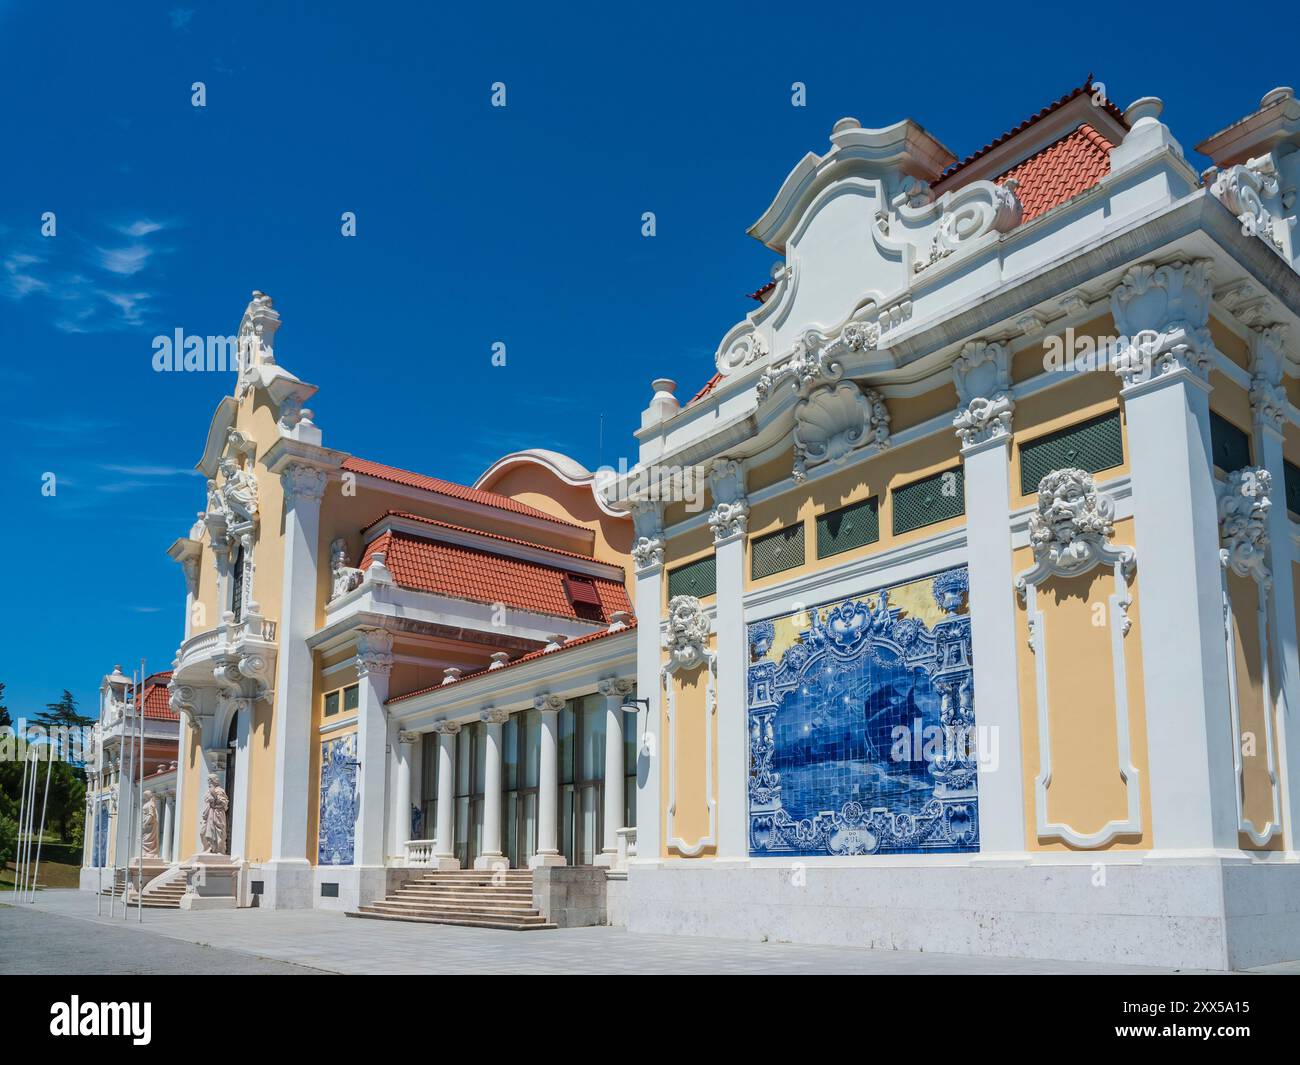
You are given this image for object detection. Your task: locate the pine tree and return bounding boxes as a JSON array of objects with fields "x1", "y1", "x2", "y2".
[
  {"x1": 35, "y1": 690, "x2": 93, "y2": 730},
  {"x1": 0, "y1": 682, "x2": 9, "y2": 729}
]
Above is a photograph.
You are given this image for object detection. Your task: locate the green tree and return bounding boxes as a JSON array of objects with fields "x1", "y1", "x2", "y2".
[
  {"x1": 36, "y1": 690, "x2": 93, "y2": 731},
  {"x1": 0, "y1": 681, "x2": 9, "y2": 729}
]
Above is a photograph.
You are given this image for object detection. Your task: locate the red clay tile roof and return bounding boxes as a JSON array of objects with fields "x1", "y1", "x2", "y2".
[
  {"x1": 386, "y1": 620, "x2": 637, "y2": 705},
  {"x1": 361, "y1": 529, "x2": 632, "y2": 621},
  {"x1": 688, "y1": 372, "x2": 724, "y2": 405},
  {"x1": 940, "y1": 76, "x2": 1125, "y2": 182},
  {"x1": 747, "y1": 280, "x2": 777, "y2": 302},
  {"x1": 342, "y1": 457, "x2": 580, "y2": 528},
  {"x1": 136, "y1": 671, "x2": 178, "y2": 721},
  {"x1": 995, "y1": 122, "x2": 1114, "y2": 223},
  {"x1": 361, "y1": 510, "x2": 615, "y2": 567}
]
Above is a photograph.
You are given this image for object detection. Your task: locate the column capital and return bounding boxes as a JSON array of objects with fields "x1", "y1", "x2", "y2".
[
  {"x1": 280, "y1": 462, "x2": 328, "y2": 504},
  {"x1": 1109, "y1": 259, "x2": 1216, "y2": 390},
  {"x1": 396, "y1": 730, "x2": 421, "y2": 746},
  {"x1": 479, "y1": 708, "x2": 510, "y2": 725},
  {"x1": 631, "y1": 501, "x2": 666, "y2": 575},
  {"x1": 709, "y1": 499, "x2": 749, "y2": 544},
  {"x1": 953, "y1": 339, "x2": 1014, "y2": 452},
  {"x1": 355, "y1": 626, "x2": 394, "y2": 678},
  {"x1": 533, "y1": 693, "x2": 565, "y2": 714},
  {"x1": 1249, "y1": 323, "x2": 1290, "y2": 434},
  {"x1": 431, "y1": 719, "x2": 461, "y2": 736},
  {"x1": 597, "y1": 677, "x2": 635, "y2": 699}
]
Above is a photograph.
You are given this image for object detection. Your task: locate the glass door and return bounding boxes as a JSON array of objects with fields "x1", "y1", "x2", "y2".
[
  {"x1": 503, "y1": 709, "x2": 540, "y2": 868},
  {"x1": 558, "y1": 695, "x2": 605, "y2": 865},
  {"x1": 454, "y1": 722, "x2": 485, "y2": 868}
]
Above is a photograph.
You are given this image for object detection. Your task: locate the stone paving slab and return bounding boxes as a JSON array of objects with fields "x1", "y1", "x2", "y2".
[{"x1": 2, "y1": 891, "x2": 1238, "y2": 975}]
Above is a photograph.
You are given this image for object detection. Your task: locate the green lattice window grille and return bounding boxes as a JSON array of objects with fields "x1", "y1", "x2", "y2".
[
  {"x1": 667, "y1": 555, "x2": 716, "y2": 599},
  {"x1": 892, "y1": 468, "x2": 965, "y2": 535},
  {"x1": 751, "y1": 524, "x2": 806, "y2": 581},
  {"x1": 1209, "y1": 412, "x2": 1252, "y2": 473},
  {"x1": 816, "y1": 496, "x2": 880, "y2": 560},
  {"x1": 1285, "y1": 460, "x2": 1300, "y2": 517},
  {"x1": 1019, "y1": 411, "x2": 1124, "y2": 496}
]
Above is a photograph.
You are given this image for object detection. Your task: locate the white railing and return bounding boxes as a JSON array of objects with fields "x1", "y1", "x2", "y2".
[{"x1": 405, "y1": 839, "x2": 436, "y2": 867}]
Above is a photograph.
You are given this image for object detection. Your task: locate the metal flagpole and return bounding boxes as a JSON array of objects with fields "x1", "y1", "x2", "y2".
[
  {"x1": 119, "y1": 669, "x2": 135, "y2": 920},
  {"x1": 29, "y1": 747, "x2": 53, "y2": 903},
  {"x1": 20, "y1": 748, "x2": 39, "y2": 899},
  {"x1": 14, "y1": 742, "x2": 30, "y2": 899},
  {"x1": 138, "y1": 657, "x2": 146, "y2": 922}
]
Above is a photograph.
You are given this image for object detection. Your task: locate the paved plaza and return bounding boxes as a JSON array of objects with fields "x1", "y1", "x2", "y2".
[{"x1": 7, "y1": 890, "x2": 1289, "y2": 975}]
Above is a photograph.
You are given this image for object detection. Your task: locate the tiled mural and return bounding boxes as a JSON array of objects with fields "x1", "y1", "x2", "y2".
[
  {"x1": 93, "y1": 801, "x2": 108, "y2": 867},
  {"x1": 318, "y1": 732, "x2": 358, "y2": 865},
  {"x1": 747, "y1": 565, "x2": 978, "y2": 856}
]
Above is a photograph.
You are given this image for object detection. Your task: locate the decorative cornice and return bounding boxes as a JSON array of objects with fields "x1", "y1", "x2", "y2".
[{"x1": 1218, "y1": 467, "x2": 1272, "y2": 585}]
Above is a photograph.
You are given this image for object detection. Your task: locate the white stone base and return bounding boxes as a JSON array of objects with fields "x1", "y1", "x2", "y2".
[
  {"x1": 626, "y1": 854, "x2": 1300, "y2": 970},
  {"x1": 606, "y1": 872, "x2": 628, "y2": 927},
  {"x1": 473, "y1": 853, "x2": 510, "y2": 871},
  {"x1": 258, "y1": 859, "x2": 314, "y2": 910},
  {"x1": 528, "y1": 851, "x2": 567, "y2": 869},
  {"x1": 312, "y1": 865, "x2": 408, "y2": 911},
  {"x1": 593, "y1": 850, "x2": 618, "y2": 868},
  {"x1": 179, "y1": 893, "x2": 237, "y2": 911},
  {"x1": 79, "y1": 867, "x2": 111, "y2": 893}
]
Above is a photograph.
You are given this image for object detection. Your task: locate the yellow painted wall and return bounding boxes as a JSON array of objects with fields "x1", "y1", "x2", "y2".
[
  {"x1": 1014, "y1": 516, "x2": 1153, "y2": 850},
  {"x1": 659, "y1": 633, "x2": 718, "y2": 860},
  {"x1": 179, "y1": 719, "x2": 200, "y2": 857}
]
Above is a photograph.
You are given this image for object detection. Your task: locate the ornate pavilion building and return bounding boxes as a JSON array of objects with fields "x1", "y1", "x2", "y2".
[
  {"x1": 612, "y1": 79, "x2": 1300, "y2": 970},
  {"x1": 83, "y1": 77, "x2": 1300, "y2": 967}
]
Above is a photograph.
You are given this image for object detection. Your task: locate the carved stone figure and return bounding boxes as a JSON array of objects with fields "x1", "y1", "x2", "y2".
[
  {"x1": 1218, "y1": 467, "x2": 1272, "y2": 584},
  {"x1": 217, "y1": 458, "x2": 259, "y2": 523},
  {"x1": 199, "y1": 773, "x2": 230, "y2": 855},
  {"x1": 330, "y1": 538, "x2": 365, "y2": 600},
  {"x1": 663, "y1": 595, "x2": 711, "y2": 671},
  {"x1": 140, "y1": 790, "x2": 160, "y2": 858}
]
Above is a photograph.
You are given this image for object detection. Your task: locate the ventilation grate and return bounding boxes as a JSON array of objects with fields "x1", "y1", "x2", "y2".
[
  {"x1": 667, "y1": 555, "x2": 716, "y2": 599},
  {"x1": 892, "y1": 468, "x2": 965, "y2": 535},
  {"x1": 1019, "y1": 411, "x2": 1124, "y2": 496},
  {"x1": 816, "y1": 497, "x2": 880, "y2": 559},
  {"x1": 751, "y1": 524, "x2": 806, "y2": 580},
  {"x1": 1209, "y1": 412, "x2": 1252, "y2": 473}
]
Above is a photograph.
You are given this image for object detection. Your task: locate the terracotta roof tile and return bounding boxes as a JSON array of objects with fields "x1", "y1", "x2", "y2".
[
  {"x1": 360, "y1": 510, "x2": 614, "y2": 566},
  {"x1": 342, "y1": 457, "x2": 580, "y2": 528},
  {"x1": 747, "y1": 280, "x2": 777, "y2": 302},
  {"x1": 386, "y1": 621, "x2": 637, "y2": 705},
  {"x1": 996, "y1": 122, "x2": 1114, "y2": 222},
  {"x1": 361, "y1": 530, "x2": 632, "y2": 622},
  {"x1": 688, "y1": 372, "x2": 723, "y2": 405},
  {"x1": 135, "y1": 671, "x2": 178, "y2": 721}
]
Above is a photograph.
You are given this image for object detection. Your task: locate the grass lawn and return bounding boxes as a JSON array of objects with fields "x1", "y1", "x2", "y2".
[{"x1": 0, "y1": 860, "x2": 82, "y2": 891}]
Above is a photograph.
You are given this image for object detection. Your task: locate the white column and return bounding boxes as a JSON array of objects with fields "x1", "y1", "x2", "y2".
[
  {"x1": 596, "y1": 678, "x2": 634, "y2": 865},
  {"x1": 530, "y1": 695, "x2": 566, "y2": 867},
  {"x1": 1111, "y1": 260, "x2": 1238, "y2": 851},
  {"x1": 353, "y1": 627, "x2": 393, "y2": 868},
  {"x1": 172, "y1": 727, "x2": 187, "y2": 860},
  {"x1": 631, "y1": 502, "x2": 665, "y2": 861},
  {"x1": 953, "y1": 341, "x2": 1027, "y2": 855},
  {"x1": 475, "y1": 711, "x2": 510, "y2": 868},
  {"x1": 1248, "y1": 326, "x2": 1300, "y2": 851},
  {"x1": 268, "y1": 463, "x2": 327, "y2": 882},
  {"x1": 432, "y1": 722, "x2": 460, "y2": 869},
  {"x1": 393, "y1": 731, "x2": 416, "y2": 862},
  {"x1": 228, "y1": 695, "x2": 253, "y2": 860},
  {"x1": 161, "y1": 795, "x2": 174, "y2": 862},
  {"x1": 708, "y1": 460, "x2": 749, "y2": 859}
]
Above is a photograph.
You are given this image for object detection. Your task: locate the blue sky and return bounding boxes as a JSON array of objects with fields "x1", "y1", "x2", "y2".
[{"x1": 0, "y1": 1, "x2": 1287, "y2": 721}]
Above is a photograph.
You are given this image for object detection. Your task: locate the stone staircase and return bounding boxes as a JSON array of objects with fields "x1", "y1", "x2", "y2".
[
  {"x1": 348, "y1": 868, "x2": 555, "y2": 930},
  {"x1": 99, "y1": 868, "x2": 187, "y2": 909}
]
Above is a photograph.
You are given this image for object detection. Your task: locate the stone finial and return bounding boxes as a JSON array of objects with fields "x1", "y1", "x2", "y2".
[{"x1": 488, "y1": 651, "x2": 511, "y2": 670}]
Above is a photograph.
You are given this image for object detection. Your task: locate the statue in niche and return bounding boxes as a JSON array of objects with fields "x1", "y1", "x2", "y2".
[
  {"x1": 199, "y1": 774, "x2": 230, "y2": 854},
  {"x1": 218, "y1": 457, "x2": 259, "y2": 523},
  {"x1": 140, "y1": 790, "x2": 160, "y2": 858}
]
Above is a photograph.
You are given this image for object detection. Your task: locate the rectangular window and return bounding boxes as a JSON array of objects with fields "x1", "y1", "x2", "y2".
[
  {"x1": 1210, "y1": 411, "x2": 1252, "y2": 473},
  {"x1": 892, "y1": 467, "x2": 965, "y2": 535},
  {"x1": 751, "y1": 524, "x2": 806, "y2": 580},
  {"x1": 323, "y1": 691, "x2": 340, "y2": 718},
  {"x1": 1285, "y1": 460, "x2": 1300, "y2": 518},
  {"x1": 816, "y1": 497, "x2": 880, "y2": 559},
  {"x1": 667, "y1": 555, "x2": 716, "y2": 599},
  {"x1": 1019, "y1": 411, "x2": 1124, "y2": 496},
  {"x1": 323, "y1": 683, "x2": 358, "y2": 719},
  {"x1": 342, "y1": 684, "x2": 359, "y2": 712}
]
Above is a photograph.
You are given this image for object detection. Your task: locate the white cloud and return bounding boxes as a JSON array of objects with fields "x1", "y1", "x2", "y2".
[
  {"x1": 117, "y1": 219, "x2": 166, "y2": 238},
  {"x1": 96, "y1": 244, "x2": 152, "y2": 276},
  {"x1": 100, "y1": 463, "x2": 201, "y2": 478}
]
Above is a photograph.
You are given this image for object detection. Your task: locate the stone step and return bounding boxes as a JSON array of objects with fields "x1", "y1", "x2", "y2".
[
  {"x1": 413, "y1": 874, "x2": 534, "y2": 884},
  {"x1": 348, "y1": 909, "x2": 556, "y2": 932},
  {"x1": 368, "y1": 897, "x2": 542, "y2": 916},
  {"x1": 395, "y1": 886, "x2": 535, "y2": 899}
]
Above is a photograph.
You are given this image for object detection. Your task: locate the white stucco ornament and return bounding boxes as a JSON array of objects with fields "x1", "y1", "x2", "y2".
[
  {"x1": 329, "y1": 537, "x2": 365, "y2": 601},
  {"x1": 1211, "y1": 155, "x2": 1285, "y2": 251},
  {"x1": 663, "y1": 595, "x2": 711, "y2": 671},
  {"x1": 952, "y1": 340, "x2": 1014, "y2": 448},
  {"x1": 1024, "y1": 468, "x2": 1134, "y2": 581},
  {"x1": 1110, "y1": 259, "x2": 1215, "y2": 386},
  {"x1": 1217, "y1": 467, "x2": 1272, "y2": 585},
  {"x1": 791, "y1": 381, "x2": 890, "y2": 481}
]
